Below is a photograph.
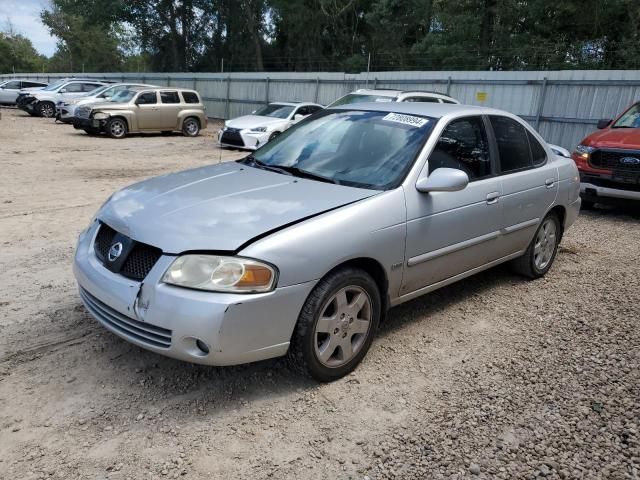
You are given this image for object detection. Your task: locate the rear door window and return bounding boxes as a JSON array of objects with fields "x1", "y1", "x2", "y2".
[
  {"x1": 3, "y1": 81, "x2": 21, "y2": 89},
  {"x1": 527, "y1": 131, "x2": 547, "y2": 166},
  {"x1": 181, "y1": 91, "x2": 200, "y2": 103},
  {"x1": 63, "y1": 83, "x2": 84, "y2": 93},
  {"x1": 428, "y1": 116, "x2": 492, "y2": 181},
  {"x1": 23, "y1": 81, "x2": 45, "y2": 88},
  {"x1": 160, "y1": 91, "x2": 180, "y2": 104},
  {"x1": 82, "y1": 83, "x2": 102, "y2": 92},
  {"x1": 489, "y1": 116, "x2": 533, "y2": 173},
  {"x1": 404, "y1": 96, "x2": 439, "y2": 103}
]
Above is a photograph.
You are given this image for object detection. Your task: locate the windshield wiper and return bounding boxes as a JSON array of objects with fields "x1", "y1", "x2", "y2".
[
  {"x1": 238, "y1": 155, "x2": 294, "y2": 176},
  {"x1": 272, "y1": 165, "x2": 339, "y2": 184}
]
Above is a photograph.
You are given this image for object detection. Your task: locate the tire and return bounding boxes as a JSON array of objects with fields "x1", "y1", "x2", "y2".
[
  {"x1": 269, "y1": 131, "x2": 281, "y2": 141},
  {"x1": 37, "y1": 102, "x2": 55, "y2": 118},
  {"x1": 288, "y1": 267, "x2": 381, "y2": 382},
  {"x1": 511, "y1": 212, "x2": 561, "y2": 279},
  {"x1": 182, "y1": 117, "x2": 200, "y2": 137},
  {"x1": 106, "y1": 117, "x2": 128, "y2": 139}
]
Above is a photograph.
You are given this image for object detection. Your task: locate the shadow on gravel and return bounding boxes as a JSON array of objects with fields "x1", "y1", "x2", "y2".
[
  {"x1": 582, "y1": 202, "x2": 640, "y2": 221},
  {"x1": 379, "y1": 263, "x2": 518, "y2": 337}
]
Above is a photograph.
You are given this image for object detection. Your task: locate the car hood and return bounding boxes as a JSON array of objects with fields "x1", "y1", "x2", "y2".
[
  {"x1": 226, "y1": 115, "x2": 288, "y2": 130},
  {"x1": 583, "y1": 128, "x2": 640, "y2": 150},
  {"x1": 98, "y1": 162, "x2": 377, "y2": 253},
  {"x1": 19, "y1": 87, "x2": 45, "y2": 93}
]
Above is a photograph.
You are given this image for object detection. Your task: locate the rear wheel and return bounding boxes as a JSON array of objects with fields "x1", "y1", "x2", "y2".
[
  {"x1": 106, "y1": 118, "x2": 128, "y2": 139},
  {"x1": 182, "y1": 117, "x2": 200, "y2": 137},
  {"x1": 511, "y1": 212, "x2": 560, "y2": 279},
  {"x1": 37, "y1": 102, "x2": 55, "y2": 118},
  {"x1": 288, "y1": 267, "x2": 381, "y2": 382}
]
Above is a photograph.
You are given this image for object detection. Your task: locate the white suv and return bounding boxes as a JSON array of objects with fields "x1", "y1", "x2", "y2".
[
  {"x1": 328, "y1": 89, "x2": 460, "y2": 107},
  {"x1": 19, "y1": 79, "x2": 107, "y2": 118}
]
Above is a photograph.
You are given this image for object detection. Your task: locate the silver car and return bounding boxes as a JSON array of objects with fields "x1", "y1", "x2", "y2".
[{"x1": 73, "y1": 103, "x2": 581, "y2": 381}]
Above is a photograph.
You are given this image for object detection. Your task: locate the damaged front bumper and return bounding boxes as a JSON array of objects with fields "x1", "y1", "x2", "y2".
[{"x1": 73, "y1": 221, "x2": 315, "y2": 366}]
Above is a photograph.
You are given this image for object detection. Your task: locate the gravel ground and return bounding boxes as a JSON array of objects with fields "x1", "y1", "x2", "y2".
[{"x1": 0, "y1": 107, "x2": 638, "y2": 479}]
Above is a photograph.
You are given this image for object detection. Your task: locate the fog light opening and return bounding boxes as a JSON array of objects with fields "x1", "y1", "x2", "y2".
[{"x1": 195, "y1": 339, "x2": 210, "y2": 355}]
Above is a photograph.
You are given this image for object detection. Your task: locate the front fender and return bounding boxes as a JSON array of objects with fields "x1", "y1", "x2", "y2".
[{"x1": 239, "y1": 188, "x2": 407, "y2": 298}]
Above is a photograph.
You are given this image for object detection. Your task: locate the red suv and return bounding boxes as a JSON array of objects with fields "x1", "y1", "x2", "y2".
[{"x1": 572, "y1": 102, "x2": 640, "y2": 208}]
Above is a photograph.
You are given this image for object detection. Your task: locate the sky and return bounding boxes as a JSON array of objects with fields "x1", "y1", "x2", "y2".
[{"x1": 0, "y1": 0, "x2": 56, "y2": 57}]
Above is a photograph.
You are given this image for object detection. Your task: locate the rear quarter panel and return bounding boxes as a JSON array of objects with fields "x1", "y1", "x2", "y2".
[{"x1": 178, "y1": 108, "x2": 208, "y2": 129}]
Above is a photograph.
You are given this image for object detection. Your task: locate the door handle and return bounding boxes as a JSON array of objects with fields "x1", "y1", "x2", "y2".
[
  {"x1": 486, "y1": 192, "x2": 501, "y2": 204},
  {"x1": 545, "y1": 178, "x2": 555, "y2": 188}
]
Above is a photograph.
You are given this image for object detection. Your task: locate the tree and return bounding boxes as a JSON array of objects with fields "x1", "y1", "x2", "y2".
[{"x1": 0, "y1": 31, "x2": 47, "y2": 74}]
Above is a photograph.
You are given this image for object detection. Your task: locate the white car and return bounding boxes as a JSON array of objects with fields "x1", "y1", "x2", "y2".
[
  {"x1": 218, "y1": 102, "x2": 324, "y2": 150},
  {"x1": 328, "y1": 89, "x2": 460, "y2": 107},
  {"x1": 0, "y1": 79, "x2": 48, "y2": 105},
  {"x1": 56, "y1": 83, "x2": 156, "y2": 123},
  {"x1": 18, "y1": 79, "x2": 107, "y2": 118}
]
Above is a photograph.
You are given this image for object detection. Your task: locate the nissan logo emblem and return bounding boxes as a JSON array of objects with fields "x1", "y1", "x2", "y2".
[{"x1": 108, "y1": 242, "x2": 123, "y2": 262}]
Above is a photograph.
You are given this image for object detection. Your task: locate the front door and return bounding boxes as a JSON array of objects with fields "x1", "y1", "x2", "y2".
[
  {"x1": 402, "y1": 116, "x2": 502, "y2": 295},
  {"x1": 135, "y1": 91, "x2": 161, "y2": 130}
]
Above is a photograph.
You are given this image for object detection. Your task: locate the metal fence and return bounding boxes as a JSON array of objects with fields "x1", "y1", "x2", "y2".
[{"x1": 3, "y1": 70, "x2": 640, "y2": 150}]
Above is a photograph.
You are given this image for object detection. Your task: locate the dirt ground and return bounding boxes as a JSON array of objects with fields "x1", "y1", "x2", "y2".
[{"x1": 0, "y1": 107, "x2": 638, "y2": 480}]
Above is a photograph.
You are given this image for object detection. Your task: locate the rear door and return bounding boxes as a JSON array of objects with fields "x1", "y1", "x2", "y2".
[
  {"x1": 488, "y1": 116, "x2": 558, "y2": 256},
  {"x1": 402, "y1": 115, "x2": 502, "y2": 293},
  {"x1": 157, "y1": 91, "x2": 182, "y2": 129},
  {"x1": 0, "y1": 80, "x2": 22, "y2": 103}
]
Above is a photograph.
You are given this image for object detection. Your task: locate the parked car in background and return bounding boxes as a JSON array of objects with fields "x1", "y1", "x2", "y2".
[
  {"x1": 56, "y1": 83, "x2": 156, "y2": 123},
  {"x1": 74, "y1": 102, "x2": 580, "y2": 381},
  {"x1": 18, "y1": 78, "x2": 108, "y2": 118},
  {"x1": 73, "y1": 87, "x2": 207, "y2": 139},
  {"x1": 327, "y1": 89, "x2": 460, "y2": 108},
  {"x1": 572, "y1": 102, "x2": 640, "y2": 208},
  {"x1": 218, "y1": 102, "x2": 324, "y2": 150},
  {"x1": 0, "y1": 79, "x2": 48, "y2": 105}
]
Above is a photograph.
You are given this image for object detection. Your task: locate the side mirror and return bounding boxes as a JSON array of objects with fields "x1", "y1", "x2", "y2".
[
  {"x1": 597, "y1": 118, "x2": 612, "y2": 129},
  {"x1": 416, "y1": 168, "x2": 469, "y2": 193},
  {"x1": 294, "y1": 114, "x2": 305, "y2": 121}
]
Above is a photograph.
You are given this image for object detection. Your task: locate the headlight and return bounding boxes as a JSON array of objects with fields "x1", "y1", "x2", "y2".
[
  {"x1": 163, "y1": 255, "x2": 277, "y2": 293},
  {"x1": 250, "y1": 126, "x2": 268, "y2": 132},
  {"x1": 92, "y1": 112, "x2": 108, "y2": 120},
  {"x1": 573, "y1": 144, "x2": 595, "y2": 160}
]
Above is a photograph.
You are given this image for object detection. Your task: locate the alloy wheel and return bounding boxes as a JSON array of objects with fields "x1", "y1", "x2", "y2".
[
  {"x1": 39, "y1": 103, "x2": 54, "y2": 118},
  {"x1": 109, "y1": 120, "x2": 126, "y2": 138},
  {"x1": 533, "y1": 218, "x2": 557, "y2": 270},
  {"x1": 314, "y1": 286, "x2": 372, "y2": 368},
  {"x1": 184, "y1": 119, "x2": 199, "y2": 136}
]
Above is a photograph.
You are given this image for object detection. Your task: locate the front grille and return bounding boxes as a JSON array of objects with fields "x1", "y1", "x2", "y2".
[
  {"x1": 221, "y1": 128, "x2": 245, "y2": 147},
  {"x1": 94, "y1": 223, "x2": 162, "y2": 281},
  {"x1": 590, "y1": 150, "x2": 640, "y2": 173},
  {"x1": 120, "y1": 243, "x2": 163, "y2": 280},
  {"x1": 79, "y1": 287, "x2": 172, "y2": 348}
]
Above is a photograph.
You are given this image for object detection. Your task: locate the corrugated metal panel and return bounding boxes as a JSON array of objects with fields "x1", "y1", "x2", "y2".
[{"x1": 3, "y1": 70, "x2": 640, "y2": 149}]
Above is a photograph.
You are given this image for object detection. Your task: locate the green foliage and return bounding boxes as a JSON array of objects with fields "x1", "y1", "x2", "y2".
[
  {"x1": 9, "y1": 0, "x2": 640, "y2": 73},
  {"x1": 0, "y1": 32, "x2": 47, "y2": 74}
]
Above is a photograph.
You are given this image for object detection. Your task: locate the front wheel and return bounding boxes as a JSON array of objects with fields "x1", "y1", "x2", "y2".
[
  {"x1": 37, "y1": 102, "x2": 55, "y2": 118},
  {"x1": 106, "y1": 118, "x2": 128, "y2": 139},
  {"x1": 182, "y1": 117, "x2": 200, "y2": 137},
  {"x1": 511, "y1": 212, "x2": 561, "y2": 279},
  {"x1": 288, "y1": 267, "x2": 381, "y2": 382}
]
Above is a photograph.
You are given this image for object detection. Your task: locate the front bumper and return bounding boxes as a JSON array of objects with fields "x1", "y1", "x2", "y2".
[
  {"x1": 218, "y1": 129, "x2": 270, "y2": 150},
  {"x1": 73, "y1": 222, "x2": 315, "y2": 366},
  {"x1": 57, "y1": 103, "x2": 76, "y2": 123},
  {"x1": 580, "y1": 173, "x2": 640, "y2": 202},
  {"x1": 73, "y1": 117, "x2": 105, "y2": 131}
]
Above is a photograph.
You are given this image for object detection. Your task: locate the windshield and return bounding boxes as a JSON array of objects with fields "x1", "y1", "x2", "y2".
[
  {"x1": 254, "y1": 104, "x2": 295, "y2": 119},
  {"x1": 42, "y1": 79, "x2": 66, "y2": 91},
  {"x1": 612, "y1": 103, "x2": 640, "y2": 128},
  {"x1": 109, "y1": 89, "x2": 137, "y2": 103},
  {"x1": 328, "y1": 93, "x2": 398, "y2": 108},
  {"x1": 88, "y1": 85, "x2": 110, "y2": 97},
  {"x1": 248, "y1": 110, "x2": 434, "y2": 190}
]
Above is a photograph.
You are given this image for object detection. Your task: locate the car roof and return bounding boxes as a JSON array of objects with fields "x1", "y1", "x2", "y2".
[
  {"x1": 269, "y1": 101, "x2": 322, "y2": 107},
  {"x1": 329, "y1": 101, "x2": 505, "y2": 118},
  {"x1": 352, "y1": 88, "x2": 456, "y2": 99}
]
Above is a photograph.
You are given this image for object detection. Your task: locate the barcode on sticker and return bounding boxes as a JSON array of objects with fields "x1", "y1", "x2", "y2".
[{"x1": 382, "y1": 113, "x2": 429, "y2": 128}]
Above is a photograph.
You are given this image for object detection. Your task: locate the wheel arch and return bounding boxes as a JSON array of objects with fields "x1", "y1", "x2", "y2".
[
  {"x1": 319, "y1": 257, "x2": 390, "y2": 321},
  {"x1": 546, "y1": 204, "x2": 566, "y2": 241}
]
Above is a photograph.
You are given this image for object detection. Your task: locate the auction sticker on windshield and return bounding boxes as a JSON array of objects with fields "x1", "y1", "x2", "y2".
[{"x1": 382, "y1": 113, "x2": 429, "y2": 128}]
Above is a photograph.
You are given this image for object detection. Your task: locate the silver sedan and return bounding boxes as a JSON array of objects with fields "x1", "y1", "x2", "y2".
[{"x1": 73, "y1": 103, "x2": 581, "y2": 381}]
